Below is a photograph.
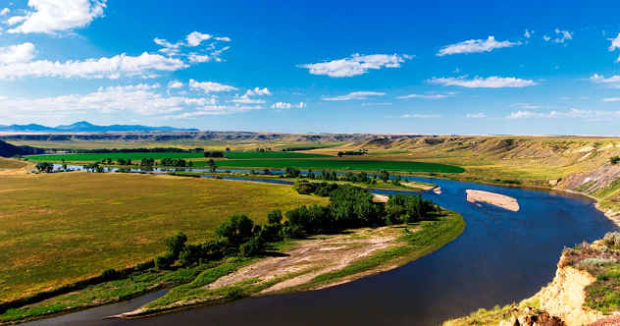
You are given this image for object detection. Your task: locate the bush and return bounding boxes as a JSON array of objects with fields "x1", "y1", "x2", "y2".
[
  {"x1": 164, "y1": 232, "x2": 188, "y2": 259},
  {"x1": 611, "y1": 156, "x2": 620, "y2": 165},
  {"x1": 100, "y1": 268, "x2": 119, "y2": 280},
  {"x1": 216, "y1": 215, "x2": 254, "y2": 245},
  {"x1": 294, "y1": 180, "x2": 316, "y2": 194},
  {"x1": 267, "y1": 210, "x2": 283, "y2": 224},
  {"x1": 604, "y1": 232, "x2": 620, "y2": 247},
  {"x1": 240, "y1": 237, "x2": 264, "y2": 257},
  {"x1": 154, "y1": 255, "x2": 174, "y2": 270}
]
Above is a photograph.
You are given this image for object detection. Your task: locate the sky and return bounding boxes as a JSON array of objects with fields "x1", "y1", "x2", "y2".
[{"x1": 2, "y1": 1, "x2": 620, "y2": 135}]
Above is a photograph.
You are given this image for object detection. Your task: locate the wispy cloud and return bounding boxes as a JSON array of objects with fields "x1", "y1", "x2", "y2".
[
  {"x1": 322, "y1": 91, "x2": 385, "y2": 101},
  {"x1": 299, "y1": 53, "x2": 412, "y2": 77},
  {"x1": 602, "y1": 97, "x2": 620, "y2": 102},
  {"x1": 466, "y1": 112, "x2": 486, "y2": 118},
  {"x1": 437, "y1": 36, "x2": 520, "y2": 56},
  {"x1": 507, "y1": 108, "x2": 620, "y2": 120},
  {"x1": 397, "y1": 92, "x2": 454, "y2": 100},
  {"x1": 6, "y1": 0, "x2": 106, "y2": 34},
  {"x1": 590, "y1": 74, "x2": 620, "y2": 88},
  {"x1": 155, "y1": 31, "x2": 231, "y2": 63},
  {"x1": 271, "y1": 102, "x2": 306, "y2": 109},
  {"x1": 428, "y1": 76, "x2": 536, "y2": 88},
  {"x1": 543, "y1": 28, "x2": 573, "y2": 44},
  {"x1": 400, "y1": 113, "x2": 441, "y2": 119}
]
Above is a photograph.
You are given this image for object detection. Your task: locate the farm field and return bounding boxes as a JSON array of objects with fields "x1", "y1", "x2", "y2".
[
  {"x1": 202, "y1": 158, "x2": 465, "y2": 173},
  {"x1": 0, "y1": 172, "x2": 327, "y2": 305},
  {"x1": 25, "y1": 151, "x2": 328, "y2": 162}
]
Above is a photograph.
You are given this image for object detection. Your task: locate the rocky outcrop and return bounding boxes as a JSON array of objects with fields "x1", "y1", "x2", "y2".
[{"x1": 499, "y1": 307, "x2": 565, "y2": 326}]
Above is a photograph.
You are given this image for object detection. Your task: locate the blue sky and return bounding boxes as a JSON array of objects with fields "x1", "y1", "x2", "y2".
[{"x1": 2, "y1": 0, "x2": 620, "y2": 135}]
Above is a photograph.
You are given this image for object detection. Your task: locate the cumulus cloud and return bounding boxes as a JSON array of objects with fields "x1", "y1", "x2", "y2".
[
  {"x1": 167, "y1": 80, "x2": 183, "y2": 89},
  {"x1": 154, "y1": 31, "x2": 231, "y2": 62},
  {"x1": 7, "y1": 0, "x2": 106, "y2": 34},
  {"x1": 299, "y1": 53, "x2": 412, "y2": 77},
  {"x1": 0, "y1": 83, "x2": 220, "y2": 117},
  {"x1": 231, "y1": 87, "x2": 271, "y2": 104},
  {"x1": 608, "y1": 33, "x2": 620, "y2": 62},
  {"x1": 189, "y1": 79, "x2": 237, "y2": 93},
  {"x1": 271, "y1": 102, "x2": 305, "y2": 109},
  {"x1": 543, "y1": 28, "x2": 573, "y2": 44},
  {"x1": 437, "y1": 36, "x2": 520, "y2": 56},
  {"x1": 322, "y1": 91, "x2": 385, "y2": 101},
  {"x1": 428, "y1": 76, "x2": 537, "y2": 88},
  {"x1": 397, "y1": 92, "x2": 454, "y2": 100},
  {"x1": 0, "y1": 8, "x2": 10, "y2": 16},
  {"x1": 0, "y1": 43, "x2": 35, "y2": 64},
  {"x1": 590, "y1": 74, "x2": 620, "y2": 88},
  {"x1": 0, "y1": 49, "x2": 187, "y2": 80}
]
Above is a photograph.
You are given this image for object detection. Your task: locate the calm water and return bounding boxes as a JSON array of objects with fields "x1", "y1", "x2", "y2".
[{"x1": 26, "y1": 172, "x2": 618, "y2": 326}]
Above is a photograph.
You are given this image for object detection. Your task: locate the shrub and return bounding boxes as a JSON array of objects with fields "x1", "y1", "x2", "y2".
[
  {"x1": 100, "y1": 269, "x2": 119, "y2": 280},
  {"x1": 154, "y1": 255, "x2": 174, "y2": 270},
  {"x1": 267, "y1": 210, "x2": 283, "y2": 224},
  {"x1": 240, "y1": 237, "x2": 263, "y2": 257},
  {"x1": 604, "y1": 232, "x2": 620, "y2": 248},
  {"x1": 611, "y1": 156, "x2": 620, "y2": 165},
  {"x1": 164, "y1": 232, "x2": 188, "y2": 259},
  {"x1": 216, "y1": 215, "x2": 254, "y2": 245}
]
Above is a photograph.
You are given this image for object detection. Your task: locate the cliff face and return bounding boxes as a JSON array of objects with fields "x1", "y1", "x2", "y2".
[{"x1": 535, "y1": 266, "x2": 602, "y2": 326}]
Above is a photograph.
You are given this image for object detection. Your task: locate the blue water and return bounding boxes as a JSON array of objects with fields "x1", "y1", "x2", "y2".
[{"x1": 27, "y1": 170, "x2": 618, "y2": 326}]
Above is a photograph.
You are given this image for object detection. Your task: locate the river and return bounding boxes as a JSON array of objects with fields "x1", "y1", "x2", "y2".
[{"x1": 26, "y1": 168, "x2": 618, "y2": 326}]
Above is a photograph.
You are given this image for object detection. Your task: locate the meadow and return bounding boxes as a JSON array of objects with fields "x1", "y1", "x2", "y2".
[
  {"x1": 203, "y1": 158, "x2": 465, "y2": 173},
  {"x1": 0, "y1": 173, "x2": 327, "y2": 305}
]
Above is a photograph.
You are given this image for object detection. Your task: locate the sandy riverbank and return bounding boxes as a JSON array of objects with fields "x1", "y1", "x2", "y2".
[{"x1": 466, "y1": 189, "x2": 520, "y2": 212}]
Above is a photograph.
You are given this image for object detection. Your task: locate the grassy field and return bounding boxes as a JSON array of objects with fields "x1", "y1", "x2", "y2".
[
  {"x1": 26, "y1": 151, "x2": 328, "y2": 162},
  {"x1": 202, "y1": 158, "x2": 465, "y2": 173},
  {"x1": 0, "y1": 173, "x2": 327, "y2": 305}
]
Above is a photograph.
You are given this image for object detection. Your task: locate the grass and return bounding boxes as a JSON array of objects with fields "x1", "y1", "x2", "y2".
[
  {"x1": 200, "y1": 158, "x2": 465, "y2": 173},
  {"x1": 0, "y1": 173, "x2": 327, "y2": 305},
  {"x1": 584, "y1": 265, "x2": 620, "y2": 313},
  {"x1": 26, "y1": 151, "x2": 328, "y2": 163}
]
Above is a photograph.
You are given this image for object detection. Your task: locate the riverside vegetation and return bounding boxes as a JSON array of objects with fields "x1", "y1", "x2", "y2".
[{"x1": 0, "y1": 166, "x2": 463, "y2": 324}]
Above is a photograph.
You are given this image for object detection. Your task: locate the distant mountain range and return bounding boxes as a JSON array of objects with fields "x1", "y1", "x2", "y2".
[{"x1": 0, "y1": 121, "x2": 199, "y2": 133}]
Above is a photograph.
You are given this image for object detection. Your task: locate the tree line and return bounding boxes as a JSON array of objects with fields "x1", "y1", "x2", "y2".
[{"x1": 151, "y1": 184, "x2": 438, "y2": 270}]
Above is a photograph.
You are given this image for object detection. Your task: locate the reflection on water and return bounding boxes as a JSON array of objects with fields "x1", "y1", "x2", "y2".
[{"x1": 28, "y1": 169, "x2": 618, "y2": 326}]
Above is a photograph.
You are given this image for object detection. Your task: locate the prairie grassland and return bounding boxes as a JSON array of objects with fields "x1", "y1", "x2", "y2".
[{"x1": 0, "y1": 172, "x2": 327, "y2": 304}]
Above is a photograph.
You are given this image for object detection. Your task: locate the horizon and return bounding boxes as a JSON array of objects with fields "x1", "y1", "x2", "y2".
[{"x1": 2, "y1": 1, "x2": 620, "y2": 135}]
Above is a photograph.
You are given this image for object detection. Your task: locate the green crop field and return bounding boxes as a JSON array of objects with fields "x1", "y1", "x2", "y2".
[
  {"x1": 25, "y1": 151, "x2": 327, "y2": 162},
  {"x1": 0, "y1": 173, "x2": 327, "y2": 304},
  {"x1": 201, "y1": 159, "x2": 465, "y2": 173}
]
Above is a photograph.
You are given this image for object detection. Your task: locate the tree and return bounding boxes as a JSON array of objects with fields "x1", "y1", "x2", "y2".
[
  {"x1": 164, "y1": 232, "x2": 188, "y2": 259},
  {"x1": 207, "y1": 159, "x2": 217, "y2": 172},
  {"x1": 379, "y1": 170, "x2": 390, "y2": 182},
  {"x1": 216, "y1": 215, "x2": 254, "y2": 245},
  {"x1": 35, "y1": 162, "x2": 54, "y2": 173},
  {"x1": 267, "y1": 210, "x2": 283, "y2": 224}
]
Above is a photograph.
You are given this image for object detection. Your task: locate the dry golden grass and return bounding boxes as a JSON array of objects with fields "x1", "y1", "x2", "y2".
[{"x1": 0, "y1": 172, "x2": 327, "y2": 304}]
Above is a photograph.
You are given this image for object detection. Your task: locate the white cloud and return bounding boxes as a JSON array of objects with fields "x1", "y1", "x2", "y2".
[
  {"x1": 543, "y1": 28, "x2": 573, "y2": 44},
  {"x1": 590, "y1": 74, "x2": 620, "y2": 88},
  {"x1": 0, "y1": 50, "x2": 187, "y2": 80},
  {"x1": 189, "y1": 79, "x2": 237, "y2": 93},
  {"x1": 7, "y1": 0, "x2": 106, "y2": 34},
  {"x1": 271, "y1": 102, "x2": 305, "y2": 109},
  {"x1": 437, "y1": 36, "x2": 520, "y2": 56},
  {"x1": 524, "y1": 29, "x2": 532, "y2": 39},
  {"x1": 322, "y1": 91, "x2": 385, "y2": 101},
  {"x1": 428, "y1": 76, "x2": 537, "y2": 88},
  {"x1": 400, "y1": 113, "x2": 441, "y2": 119},
  {"x1": 186, "y1": 31, "x2": 212, "y2": 47},
  {"x1": 511, "y1": 103, "x2": 542, "y2": 109},
  {"x1": 0, "y1": 43, "x2": 35, "y2": 64},
  {"x1": 507, "y1": 108, "x2": 620, "y2": 120},
  {"x1": 609, "y1": 33, "x2": 620, "y2": 51},
  {"x1": 0, "y1": 83, "x2": 219, "y2": 116},
  {"x1": 299, "y1": 53, "x2": 412, "y2": 77},
  {"x1": 397, "y1": 92, "x2": 454, "y2": 100},
  {"x1": 603, "y1": 97, "x2": 620, "y2": 102},
  {"x1": 466, "y1": 112, "x2": 486, "y2": 119},
  {"x1": 168, "y1": 104, "x2": 263, "y2": 119},
  {"x1": 167, "y1": 80, "x2": 183, "y2": 89},
  {"x1": 155, "y1": 32, "x2": 230, "y2": 62},
  {"x1": 0, "y1": 8, "x2": 10, "y2": 16},
  {"x1": 231, "y1": 87, "x2": 271, "y2": 104},
  {"x1": 243, "y1": 87, "x2": 271, "y2": 97}
]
